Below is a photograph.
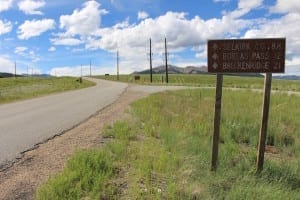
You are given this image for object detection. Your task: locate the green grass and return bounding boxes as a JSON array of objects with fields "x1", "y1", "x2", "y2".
[
  {"x1": 36, "y1": 149, "x2": 116, "y2": 199},
  {"x1": 36, "y1": 88, "x2": 300, "y2": 199},
  {"x1": 0, "y1": 77, "x2": 95, "y2": 104},
  {"x1": 95, "y1": 74, "x2": 300, "y2": 91}
]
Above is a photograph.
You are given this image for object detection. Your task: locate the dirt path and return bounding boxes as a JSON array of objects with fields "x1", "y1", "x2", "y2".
[{"x1": 0, "y1": 86, "x2": 148, "y2": 200}]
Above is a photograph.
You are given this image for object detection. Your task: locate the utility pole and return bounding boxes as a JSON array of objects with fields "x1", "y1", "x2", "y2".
[
  {"x1": 117, "y1": 50, "x2": 119, "y2": 80},
  {"x1": 149, "y1": 38, "x2": 153, "y2": 83},
  {"x1": 89, "y1": 59, "x2": 92, "y2": 77},
  {"x1": 14, "y1": 61, "x2": 17, "y2": 78},
  {"x1": 164, "y1": 37, "x2": 169, "y2": 83},
  {"x1": 79, "y1": 64, "x2": 83, "y2": 83}
]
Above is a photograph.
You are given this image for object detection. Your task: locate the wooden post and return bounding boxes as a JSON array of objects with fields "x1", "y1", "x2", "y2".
[
  {"x1": 256, "y1": 73, "x2": 272, "y2": 173},
  {"x1": 211, "y1": 73, "x2": 223, "y2": 171}
]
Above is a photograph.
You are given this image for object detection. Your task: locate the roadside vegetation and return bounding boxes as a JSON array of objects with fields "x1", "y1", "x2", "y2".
[
  {"x1": 36, "y1": 88, "x2": 300, "y2": 199},
  {"x1": 0, "y1": 77, "x2": 95, "y2": 104},
  {"x1": 95, "y1": 74, "x2": 300, "y2": 92}
]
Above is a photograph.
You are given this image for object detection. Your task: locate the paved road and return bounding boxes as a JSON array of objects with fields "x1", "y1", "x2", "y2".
[{"x1": 0, "y1": 79, "x2": 127, "y2": 167}]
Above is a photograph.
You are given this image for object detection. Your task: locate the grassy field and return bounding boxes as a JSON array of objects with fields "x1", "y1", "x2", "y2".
[
  {"x1": 36, "y1": 88, "x2": 300, "y2": 199},
  {"x1": 95, "y1": 74, "x2": 300, "y2": 91},
  {"x1": 0, "y1": 77, "x2": 95, "y2": 104}
]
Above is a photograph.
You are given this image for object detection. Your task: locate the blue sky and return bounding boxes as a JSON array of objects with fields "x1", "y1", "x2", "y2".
[{"x1": 0, "y1": 0, "x2": 299, "y2": 76}]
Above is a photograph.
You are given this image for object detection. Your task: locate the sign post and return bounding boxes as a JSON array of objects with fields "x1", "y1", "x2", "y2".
[
  {"x1": 211, "y1": 73, "x2": 223, "y2": 171},
  {"x1": 256, "y1": 73, "x2": 272, "y2": 172},
  {"x1": 207, "y1": 38, "x2": 285, "y2": 172}
]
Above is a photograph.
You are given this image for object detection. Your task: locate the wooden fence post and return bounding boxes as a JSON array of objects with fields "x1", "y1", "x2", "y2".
[
  {"x1": 211, "y1": 73, "x2": 223, "y2": 171},
  {"x1": 256, "y1": 73, "x2": 272, "y2": 173}
]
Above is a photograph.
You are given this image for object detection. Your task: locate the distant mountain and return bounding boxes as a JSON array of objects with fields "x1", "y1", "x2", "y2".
[
  {"x1": 133, "y1": 65, "x2": 263, "y2": 78},
  {"x1": 0, "y1": 72, "x2": 23, "y2": 78},
  {"x1": 0, "y1": 72, "x2": 52, "y2": 78},
  {"x1": 273, "y1": 75, "x2": 300, "y2": 80},
  {"x1": 30, "y1": 74, "x2": 52, "y2": 77},
  {"x1": 133, "y1": 65, "x2": 208, "y2": 74}
]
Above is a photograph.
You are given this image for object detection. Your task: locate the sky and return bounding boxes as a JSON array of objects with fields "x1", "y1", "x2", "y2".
[{"x1": 0, "y1": 0, "x2": 300, "y2": 76}]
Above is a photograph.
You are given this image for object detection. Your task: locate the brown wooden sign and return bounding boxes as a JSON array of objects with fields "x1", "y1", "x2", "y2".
[{"x1": 208, "y1": 38, "x2": 286, "y2": 73}]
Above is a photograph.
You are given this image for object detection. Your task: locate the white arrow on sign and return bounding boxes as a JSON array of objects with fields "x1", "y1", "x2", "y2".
[
  {"x1": 213, "y1": 43, "x2": 218, "y2": 50},
  {"x1": 212, "y1": 53, "x2": 218, "y2": 60},
  {"x1": 213, "y1": 62, "x2": 218, "y2": 69}
]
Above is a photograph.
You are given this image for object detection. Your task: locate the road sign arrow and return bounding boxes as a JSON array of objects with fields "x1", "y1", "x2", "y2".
[
  {"x1": 212, "y1": 53, "x2": 218, "y2": 60},
  {"x1": 213, "y1": 43, "x2": 218, "y2": 50},
  {"x1": 213, "y1": 62, "x2": 218, "y2": 69}
]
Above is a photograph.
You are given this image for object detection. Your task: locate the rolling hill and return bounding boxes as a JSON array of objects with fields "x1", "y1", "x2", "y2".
[{"x1": 133, "y1": 65, "x2": 264, "y2": 77}]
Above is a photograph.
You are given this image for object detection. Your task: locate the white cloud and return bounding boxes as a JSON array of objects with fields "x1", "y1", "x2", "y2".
[
  {"x1": 138, "y1": 11, "x2": 149, "y2": 20},
  {"x1": 48, "y1": 46, "x2": 56, "y2": 51},
  {"x1": 0, "y1": 56, "x2": 14, "y2": 73},
  {"x1": 59, "y1": 0, "x2": 108, "y2": 36},
  {"x1": 0, "y1": 20, "x2": 12, "y2": 34},
  {"x1": 270, "y1": 0, "x2": 300, "y2": 13},
  {"x1": 0, "y1": 0, "x2": 13, "y2": 12},
  {"x1": 17, "y1": 19, "x2": 55, "y2": 39},
  {"x1": 228, "y1": 0, "x2": 263, "y2": 18},
  {"x1": 18, "y1": 0, "x2": 46, "y2": 15},
  {"x1": 13, "y1": 46, "x2": 40, "y2": 62},
  {"x1": 96, "y1": 11, "x2": 249, "y2": 53},
  {"x1": 14, "y1": 46, "x2": 28, "y2": 55},
  {"x1": 238, "y1": 0, "x2": 263, "y2": 10},
  {"x1": 51, "y1": 36, "x2": 84, "y2": 46},
  {"x1": 244, "y1": 13, "x2": 300, "y2": 55},
  {"x1": 83, "y1": 11, "x2": 250, "y2": 73}
]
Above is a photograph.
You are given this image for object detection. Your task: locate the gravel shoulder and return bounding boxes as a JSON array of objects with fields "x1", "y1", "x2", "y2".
[{"x1": 0, "y1": 85, "x2": 148, "y2": 200}]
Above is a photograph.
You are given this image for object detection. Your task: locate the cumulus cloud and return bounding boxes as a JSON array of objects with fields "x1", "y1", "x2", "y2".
[
  {"x1": 81, "y1": 11, "x2": 250, "y2": 73},
  {"x1": 48, "y1": 46, "x2": 56, "y2": 51},
  {"x1": 50, "y1": 33, "x2": 84, "y2": 46},
  {"x1": 138, "y1": 11, "x2": 149, "y2": 20},
  {"x1": 270, "y1": 0, "x2": 300, "y2": 13},
  {"x1": 48, "y1": 0, "x2": 299, "y2": 74},
  {"x1": 0, "y1": 0, "x2": 13, "y2": 12},
  {"x1": 96, "y1": 11, "x2": 249, "y2": 54},
  {"x1": 59, "y1": 0, "x2": 108, "y2": 36},
  {"x1": 0, "y1": 20, "x2": 12, "y2": 34},
  {"x1": 17, "y1": 19, "x2": 55, "y2": 39},
  {"x1": 18, "y1": 0, "x2": 46, "y2": 15}
]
